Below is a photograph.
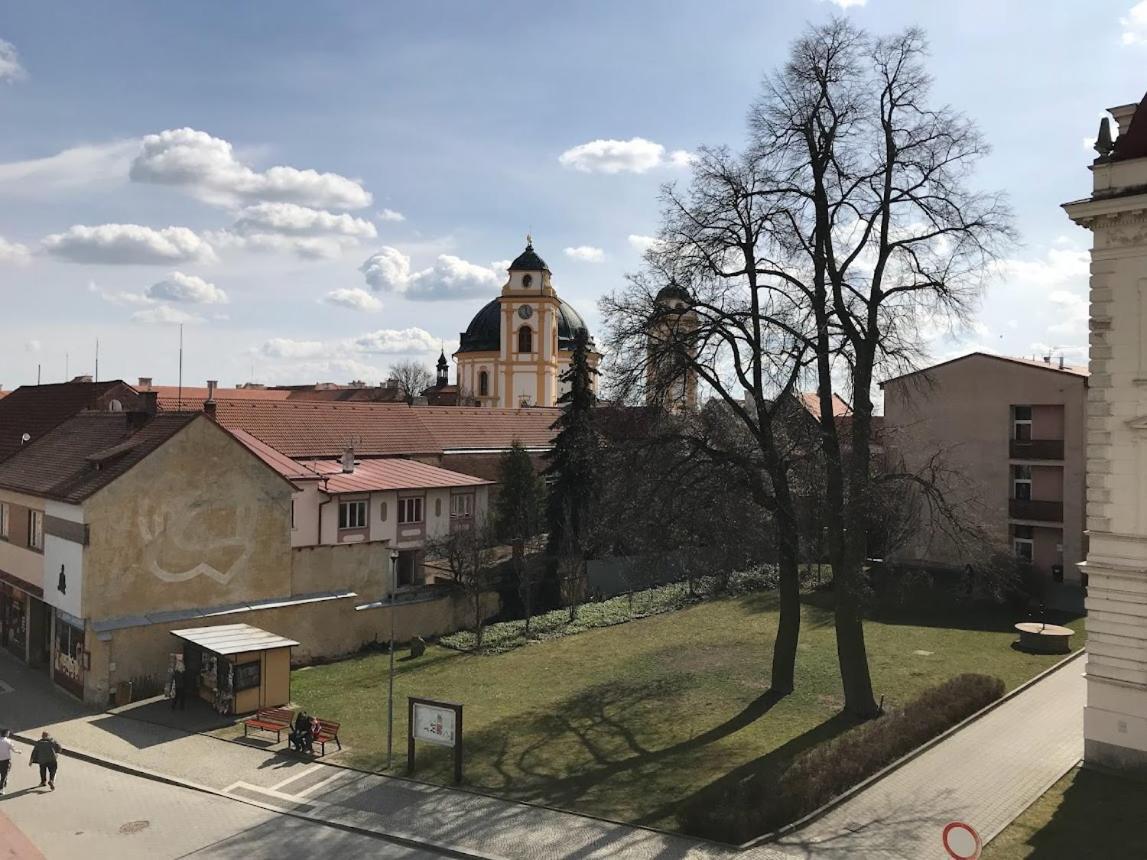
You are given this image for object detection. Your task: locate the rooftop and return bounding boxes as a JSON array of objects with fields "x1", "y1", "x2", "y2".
[
  {"x1": 0, "y1": 380, "x2": 142, "y2": 462},
  {"x1": 169, "y1": 623, "x2": 300, "y2": 655},
  {"x1": 0, "y1": 411, "x2": 199, "y2": 503},
  {"x1": 880, "y1": 352, "x2": 1089, "y2": 387},
  {"x1": 301, "y1": 458, "x2": 492, "y2": 494}
]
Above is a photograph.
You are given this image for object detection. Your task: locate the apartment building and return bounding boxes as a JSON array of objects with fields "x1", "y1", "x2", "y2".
[{"x1": 881, "y1": 352, "x2": 1088, "y2": 590}]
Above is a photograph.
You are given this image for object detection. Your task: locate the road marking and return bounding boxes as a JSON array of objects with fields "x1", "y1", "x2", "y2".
[
  {"x1": 270, "y1": 764, "x2": 323, "y2": 792},
  {"x1": 294, "y1": 769, "x2": 347, "y2": 798}
]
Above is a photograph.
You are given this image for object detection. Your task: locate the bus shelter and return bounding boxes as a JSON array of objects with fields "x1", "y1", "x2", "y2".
[{"x1": 170, "y1": 623, "x2": 299, "y2": 715}]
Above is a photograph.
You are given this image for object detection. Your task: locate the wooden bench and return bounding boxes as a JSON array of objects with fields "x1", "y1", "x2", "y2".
[
  {"x1": 243, "y1": 707, "x2": 294, "y2": 743},
  {"x1": 312, "y1": 718, "x2": 341, "y2": 756}
]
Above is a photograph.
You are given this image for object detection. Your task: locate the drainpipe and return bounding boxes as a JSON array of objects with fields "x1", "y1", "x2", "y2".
[{"x1": 317, "y1": 478, "x2": 332, "y2": 545}]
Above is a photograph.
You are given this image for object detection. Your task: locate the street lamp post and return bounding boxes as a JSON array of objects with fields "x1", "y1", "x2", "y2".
[{"x1": 386, "y1": 548, "x2": 399, "y2": 770}]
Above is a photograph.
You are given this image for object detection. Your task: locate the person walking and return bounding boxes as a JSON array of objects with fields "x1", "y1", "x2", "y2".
[
  {"x1": 0, "y1": 728, "x2": 21, "y2": 793},
  {"x1": 171, "y1": 666, "x2": 186, "y2": 711},
  {"x1": 28, "y1": 731, "x2": 61, "y2": 790}
]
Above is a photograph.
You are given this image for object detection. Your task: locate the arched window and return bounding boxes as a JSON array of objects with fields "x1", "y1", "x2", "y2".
[
  {"x1": 478, "y1": 370, "x2": 489, "y2": 397},
  {"x1": 518, "y1": 325, "x2": 533, "y2": 354}
]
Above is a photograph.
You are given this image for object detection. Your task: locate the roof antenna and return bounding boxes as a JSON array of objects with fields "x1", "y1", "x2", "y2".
[
  {"x1": 178, "y1": 323, "x2": 184, "y2": 411},
  {"x1": 94, "y1": 338, "x2": 99, "y2": 383}
]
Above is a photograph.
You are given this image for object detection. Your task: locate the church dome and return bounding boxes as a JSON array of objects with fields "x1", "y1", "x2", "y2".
[
  {"x1": 508, "y1": 241, "x2": 550, "y2": 272},
  {"x1": 457, "y1": 298, "x2": 594, "y2": 354},
  {"x1": 656, "y1": 283, "x2": 693, "y2": 305}
]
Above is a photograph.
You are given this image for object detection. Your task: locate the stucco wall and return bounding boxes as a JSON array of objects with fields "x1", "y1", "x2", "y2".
[
  {"x1": 81, "y1": 417, "x2": 295, "y2": 621},
  {"x1": 0, "y1": 489, "x2": 46, "y2": 592},
  {"x1": 83, "y1": 588, "x2": 499, "y2": 705},
  {"x1": 291, "y1": 541, "x2": 391, "y2": 596},
  {"x1": 883, "y1": 354, "x2": 1086, "y2": 578}
]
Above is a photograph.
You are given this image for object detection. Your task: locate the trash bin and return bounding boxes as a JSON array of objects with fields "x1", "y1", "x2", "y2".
[{"x1": 115, "y1": 680, "x2": 133, "y2": 707}]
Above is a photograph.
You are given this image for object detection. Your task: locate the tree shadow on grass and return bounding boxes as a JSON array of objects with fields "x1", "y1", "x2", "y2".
[
  {"x1": 659, "y1": 711, "x2": 859, "y2": 839},
  {"x1": 414, "y1": 676, "x2": 790, "y2": 817}
]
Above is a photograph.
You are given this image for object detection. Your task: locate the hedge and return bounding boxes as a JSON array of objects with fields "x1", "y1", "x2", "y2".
[{"x1": 680, "y1": 672, "x2": 1006, "y2": 843}]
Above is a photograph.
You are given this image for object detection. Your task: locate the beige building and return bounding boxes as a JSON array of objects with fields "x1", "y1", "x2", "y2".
[
  {"x1": 882, "y1": 353, "x2": 1088, "y2": 589},
  {"x1": 454, "y1": 238, "x2": 600, "y2": 408},
  {"x1": 0, "y1": 404, "x2": 490, "y2": 706},
  {"x1": 1065, "y1": 93, "x2": 1147, "y2": 774},
  {"x1": 645, "y1": 284, "x2": 700, "y2": 412}
]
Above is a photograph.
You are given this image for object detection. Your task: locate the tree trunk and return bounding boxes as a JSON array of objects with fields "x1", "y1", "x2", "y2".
[
  {"x1": 834, "y1": 565, "x2": 877, "y2": 717},
  {"x1": 771, "y1": 516, "x2": 801, "y2": 695},
  {"x1": 474, "y1": 590, "x2": 484, "y2": 650}
]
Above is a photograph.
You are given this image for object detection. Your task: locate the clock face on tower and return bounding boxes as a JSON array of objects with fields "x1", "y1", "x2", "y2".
[
  {"x1": 521, "y1": 274, "x2": 533, "y2": 288},
  {"x1": 517, "y1": 304, "x2": 534, "y2": 320}
]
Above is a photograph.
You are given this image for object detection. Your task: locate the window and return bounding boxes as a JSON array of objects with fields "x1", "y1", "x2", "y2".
[
  {"x1": 380, "y1": 501, "x2": 388, "y2": 522},
  {"x1": 0, "y1": 503, "x2": 8, "y2": 540},
  {"x1": 1013, "y1": 524, "x2": 1034, "y2": 562},
  {"x1": 1013, "y1": 405, "x2": 1032, "y2": 442},
  {"x1": 478, "y1": 370, "x2": 489, "y2": 397},
  {"x1": 451, "y1": 494, "x2": 474, "y2": 518},
  {"x1": 28, "y1": 510, "x2": 43, "y2": 551},
  {"x1": 518, "y1": 325, "x2": 533, "y2": 354},
  {"x1": 1013, "y1": 464, "x2": 1032, "y2": 501},
  {"x1": 338, "y1": 500, "x2": 367, "y2": 530},
  {"x1": 435, "y1": 498, "x2": 442, "y2": 518},
  {"x1": 290, "y1": 500, "x2": 296, "y2": 530},
  {"x1": 398, "y1": 497, "x2": 424, "y2": 524}
]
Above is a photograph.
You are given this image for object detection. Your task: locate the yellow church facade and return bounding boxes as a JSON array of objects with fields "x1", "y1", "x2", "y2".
[{"x1": 454, "y1": 240, "x2": 599, "y2": 408}]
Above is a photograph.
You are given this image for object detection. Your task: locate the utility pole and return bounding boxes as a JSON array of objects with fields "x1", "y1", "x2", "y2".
[{"x1": 386, "y1": 548, "x2": 399, "y2": 770}]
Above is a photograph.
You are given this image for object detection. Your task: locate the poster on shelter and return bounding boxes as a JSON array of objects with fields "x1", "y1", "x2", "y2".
[{"x1": 412, "y1": 702, "x2": 456, "y2": 747}]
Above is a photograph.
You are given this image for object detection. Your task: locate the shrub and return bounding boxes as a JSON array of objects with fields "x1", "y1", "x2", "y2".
[{"x1": 680, "y1": 673, "x2": 1005, "y2": 843}]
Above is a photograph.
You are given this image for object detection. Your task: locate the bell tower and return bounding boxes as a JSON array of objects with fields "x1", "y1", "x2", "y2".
[
  {"x1": 646, "y1": 283, "x2": 699, "y2": 412},
  {"x1": 1065, "y1": 91, "x2": 1147, "y2": 774},
  {"x1": 497, "y1": 237, "x2": 562, "y2": 408}
]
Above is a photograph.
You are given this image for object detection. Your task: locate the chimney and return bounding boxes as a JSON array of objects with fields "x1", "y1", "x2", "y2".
[
  {"x1": 1059, "y1": 355, "x2": 1066, "y2": 370},
  {"x1": 203, "y1": 379, "x2": 218, "y2": 419},
  {"x1": 139, "y1": 391, "x2": 158, "y2": 415},
  {"x1": 206, "y1": 380, "x2": 217, "y2": 401},
  {"x1": 137, "y1": 377, "x2": 153, "y2": 390},
  {"x1": 72, "y1": 374, "x2": 93, "y2": 384},
  {"x1": 341, "y1": 446, "x2": 356, "y2": 473}
]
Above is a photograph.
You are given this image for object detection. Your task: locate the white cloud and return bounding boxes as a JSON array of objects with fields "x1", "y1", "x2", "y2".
[
  {"x1": 208, "y1": 202, "x2": 377, "y2": 259},
  {"x1": 131, "y1": 306, "x2": 205, "y2": 325},
  {"x1": 129, "y1": 128, "x2": 371, "y2": 209},
  {"x1": 558, "y1": 137, "x2": 692, "y2": 174},
  {"x1": 1047, "y1": 289, "x2": 1089, "y2": 336},
  {"x1": 0, "y1": 140, "x2": 138, "y2": 196},
  {"x1": 260, "y1": 328, "x2": 441, "y2": 369},
  {"x1": 0, "y1": 236, "x2": 30, "y2": 264},
  {"x1": 376, "y1": 208, "x2": 406, "y2": 223},
  {"x1": 564, "y1": 245, "x2": 605, "y2": 262},
  {"x1": 25, "y1": 340, "x2": 40, "y2": 353},
  {"x1": 147, "y1": 271, "x2": 228, "y2": 305},
  {"x1": 490, "y1": 259, "x2": 512, "y2": 272},
  {"x1": 0, "y1": 39, "x2": 25, "y2": 83},
  {"x1": 1123, "y1": 1, "x2": 1147, "y2": 44},
  {"x1": 323, "y1": 288, "x2": 383, "y2": 312},
  {"x1": 628, "y1": 234, "x2": 662, "y2": 253},
  {"x1": 360, "y1": 246, "x2": 413, "y2": 293},
  {"x1": 42, "y1": 224, "x2": 217, "y2": 265},
  {"x1": 359, "y1": 247, "x2": 499, "y2": 301},
  {"x1": 88, "y1": 280, "x2": 155, "y2": 307}
]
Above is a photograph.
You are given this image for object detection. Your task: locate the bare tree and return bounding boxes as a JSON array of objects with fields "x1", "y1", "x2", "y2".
[
  {"x1": 736, "y1": 20, "x2": 1013, "y2": 715},
  {"x1": 388, "y1": 361, "x2": 434, "y2": 404},
  {"x1": 424, "y1": 520, "x2": 498, "y2": 649}
]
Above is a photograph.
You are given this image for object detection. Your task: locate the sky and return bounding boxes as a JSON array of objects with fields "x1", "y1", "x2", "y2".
[{"x1": 1, "y1": 0, "x2": 1146, "y2": 396}]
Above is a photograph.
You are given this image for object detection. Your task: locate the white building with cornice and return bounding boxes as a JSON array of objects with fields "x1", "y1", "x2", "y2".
[{"x1": 1064, "y1": 90, "x2": 1147, "y2": 773}]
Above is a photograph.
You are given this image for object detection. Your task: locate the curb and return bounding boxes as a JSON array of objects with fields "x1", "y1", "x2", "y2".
[
  {"x1": 9, "y1": 732, "x2": 500, "y2": 860},
  {"x1": 740, "y1": 647, "x2": 1086, "y2": 849}
]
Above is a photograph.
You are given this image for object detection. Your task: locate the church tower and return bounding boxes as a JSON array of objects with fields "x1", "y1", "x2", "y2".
[
  {"x1": 454, "y1": 238, "x2": 599, "y2": 408},
  {"x1": 1065, "y1": 93, "x2": 1147, "y2": 774},
  {"x1": 645, "y1": 283, "x2": 699, "y2": 412},
  {"x1": 436, "y1": 348, "x2": 449, "y2": 388}
]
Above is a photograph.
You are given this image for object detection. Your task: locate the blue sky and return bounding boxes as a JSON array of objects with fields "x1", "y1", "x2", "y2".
[{"x1": 1, "y1": 0, "x2": 1145, "y2": 393}]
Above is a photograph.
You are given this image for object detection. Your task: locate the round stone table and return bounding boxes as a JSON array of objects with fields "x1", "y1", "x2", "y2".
[{"x1": 1014, "y1": 622, "x2": 1074, "y2": 654}]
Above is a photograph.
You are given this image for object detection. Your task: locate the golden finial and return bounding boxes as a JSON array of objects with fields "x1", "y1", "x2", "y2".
[{"x1": 526, "y1": 232, "x2": 533, "y2": 248}]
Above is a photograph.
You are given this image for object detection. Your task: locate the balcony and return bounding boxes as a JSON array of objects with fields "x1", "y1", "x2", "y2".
[
  {"x1": 1009, "y1": 498, "x2": 1064, "y2": 523},
  {"x1": 1009, "y1": 438, "x2": 1064, "y2": 460}
]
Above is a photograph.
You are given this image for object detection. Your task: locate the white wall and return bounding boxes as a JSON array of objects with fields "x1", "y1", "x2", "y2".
[{"x1": 43, "y1": 500, "x2": 84, "y2": 619}]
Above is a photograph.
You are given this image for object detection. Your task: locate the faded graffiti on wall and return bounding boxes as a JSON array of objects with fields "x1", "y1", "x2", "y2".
[{"x1": 138, "y1": 497, "x2": 256, "y2": 584}]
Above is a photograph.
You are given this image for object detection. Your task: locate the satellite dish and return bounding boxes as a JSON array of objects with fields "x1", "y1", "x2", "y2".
[{"x1": 20, "y1": 433, "x2": 31, "y2": 444}]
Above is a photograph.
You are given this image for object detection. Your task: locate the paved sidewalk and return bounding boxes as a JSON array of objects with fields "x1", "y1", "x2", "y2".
[
  {"x1": 775, "y1": 652, "x2": 1085, "y2": 859},
  {"x1": 0, "y1": 809, "x2": 45, "y2": 860}
]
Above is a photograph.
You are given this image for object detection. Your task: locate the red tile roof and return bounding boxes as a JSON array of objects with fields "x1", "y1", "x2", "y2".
[
  {"x1": 0, "y1": 411, "x2": 199, "y2": 502},
  {"x1": 211, "y1": 400, "x2": 558, "y2": 459},
  {"x1": 150, "y1": 385, "x2": 292, "y2": 411},
  {"x1": 797, "y1": 392, "x2": 853, "y2": 421},
  {"x1": 227, "y1": 428, "x2": 323, "y2": 481},
  {"x1": 301, "y1": 458, "x2": 491, "y2": 493},
  {"x1": 0, "y1": 380, "x2": 143, "y2": 462}
]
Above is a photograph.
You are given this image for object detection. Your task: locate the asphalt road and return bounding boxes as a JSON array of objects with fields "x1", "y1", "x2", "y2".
[{"x1": 0, "y1": 744, "x2": 446, "y2": 860}]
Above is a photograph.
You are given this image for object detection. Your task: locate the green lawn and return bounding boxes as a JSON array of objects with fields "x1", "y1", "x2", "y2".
[
  {"x1": 288, "y1": 592, "x2": 1082, "y2": 831},
  {"x1": 985, "y1": 765, "x2": 1147, "y2": 858}
]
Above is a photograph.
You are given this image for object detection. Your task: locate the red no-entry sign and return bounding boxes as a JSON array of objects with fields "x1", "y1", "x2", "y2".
[{"x1": 942, "y1": 821, "x2": 982, "y2": 859}]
